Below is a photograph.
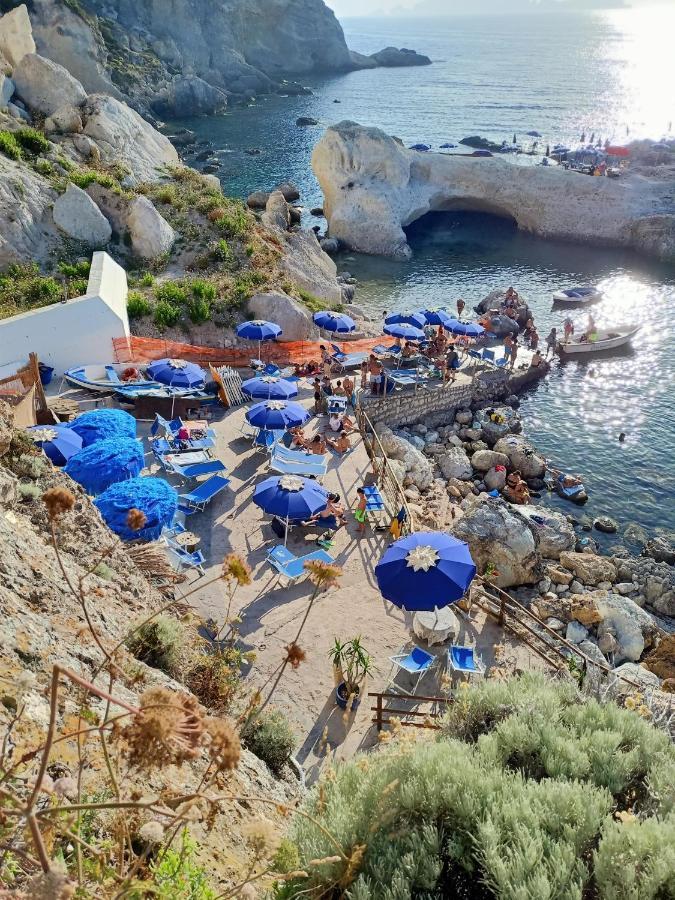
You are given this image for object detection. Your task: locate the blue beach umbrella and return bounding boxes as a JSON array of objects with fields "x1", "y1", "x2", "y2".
[
  {"x1": 245, "y1": 400, "x2": 310, "y2": 431},
  {"x1": 27, "y1": 424, "x2": 82, "y2": 466},
  {"x1": 385, "y1": 311, "x2": 427, "y2": 330},
  {"x1": 383, "y1": 322, "x2": 425, "y2": 341},
  {"x1": 147, "y1": 358, "x2": 206, "y2": 389},
  {"x1": 64, "y1": 437, "x2": 144, "y2": 496},
  {"x1": 253, "y1": 474, "x2": 328, "y2": 544},
  {"x1": 95, "y1": 477, "x2": 177, "y2": 542},
  {"x1": 241, "y1": 375, "x2": 298, "y2": 400},
  {"x1": 69, "y1": 408, "x2": 137, "y2": 448},
  {"x1": 313, "y1": 311, "x2": 356, "y2": 334},
  {"x1": 419, "y1": 308, "x2": 454, "y2": 328},
  {"x1": 375, "y1": 531, "x2": 476, "y2": 612},
  {"x1": 443, "y1": 319, "x2": 485, "y2": 337},
  {"x1": 236, "y1": 320, "x2": 282, "y2": 360}
]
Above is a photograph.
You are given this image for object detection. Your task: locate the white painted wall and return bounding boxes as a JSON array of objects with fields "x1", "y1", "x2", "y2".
[{"x1": 0, "y1": 251, "x2": 129, "y2": 376}]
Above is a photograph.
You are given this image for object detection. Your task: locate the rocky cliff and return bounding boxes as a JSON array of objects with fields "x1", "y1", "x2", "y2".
[{"x1": 312, "y1": 121, "x2": 675, "y2": 263}]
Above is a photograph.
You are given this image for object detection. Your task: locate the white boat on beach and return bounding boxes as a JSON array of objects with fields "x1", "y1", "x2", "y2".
[
  {"x1": 64, "y1": 363, "x2": 152, "y2": 392},
  {"x1": 552, "y1": 286, "x2": 603, "y2": 304},
  {"x1": 558, "y1": 325, "x2": 639, "y2": 355}
]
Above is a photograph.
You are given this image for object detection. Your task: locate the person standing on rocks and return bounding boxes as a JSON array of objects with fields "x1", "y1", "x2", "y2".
[
  {"x1": 508, "y1": 335, "x2": 519, "y2": 369},
  {"x1": 545, "y1": 327, "x2": 558, "y2": 358}
]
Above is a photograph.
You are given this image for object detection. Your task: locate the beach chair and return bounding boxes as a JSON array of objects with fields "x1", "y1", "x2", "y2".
[
  {"x1": 330, "y1": 344, "x2": 367, "y2": 372},
  {"x1": 164, "y1": 544, "x2": 206, "y2": 577},
  {"x1": 388, "y1": 646, "x2": 436, "y2": 695},
  {"x1": 327, "y1": 396, "x2": 348, "y2": 415},
  {"x1": 253, "y1": 428, "x2": 284, "y2": 451},
  {"x1": 467, "y1": 349, "x2": 482, "y2": 360},
  {"x1": 481, "y1": 347, "x2": 496, "y2": 363},
  {"x1": 178, "y1": 474, "x2": 230, "y2": 512},
  {"x1": 269, "y1": 446, "x2": 328, "y2": 478},
  {"x1": 447, "y1": 645, "x2": 485, "y2": 681},
  {"x1": 168, "y1": 459, "x2": 228, "y2": 481},
  {"x1": 266, "y1": 545, "x2": 335, "y2": 581},
  {"x1": 495, "y1": 356, "x2": 509, "y2": 367},
  {"x1": 150, "y1": 414, "x2": 174, "y2": 438}
]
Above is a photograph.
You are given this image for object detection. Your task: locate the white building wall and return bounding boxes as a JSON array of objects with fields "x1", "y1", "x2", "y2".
[{"x1": 0, "y1": 252, "x2": 129, "y2": 376}]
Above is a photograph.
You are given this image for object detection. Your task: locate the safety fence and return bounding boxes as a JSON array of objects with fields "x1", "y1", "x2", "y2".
[{"x1": 113, "y1": 335, "x2": 385, "y2": 368}]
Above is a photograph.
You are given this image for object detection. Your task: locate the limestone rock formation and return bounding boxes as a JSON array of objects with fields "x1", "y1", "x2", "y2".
[
  {"x1": 312, "y1": 121, "x2": 675, "y2": 262},
  {"x1": 377, "y1": 427, "x2": 434, "y2": 492},
  {"x1": 82, "y1": 94, "x2": 179, "y2": 182},
  {"x1": 44, "y1": 103, "x2": 83, "y2": 134},
  {"x1": 369, "y1": 47, "x2": 431, "y2": 67},
  {"x1": 52, "y1": 183, "x2": 112, "y2": 246},
  {"x1": 0, "y1": 155, "x2": 57, "y2": 267},
  {"x1": 0, "y1": 5, "x2": 35, "y2": 68},
  {"x1": 518, "y1": 506, "x2": 576, "y2": 560},
  {"x1": 280, "y1": 229, "x2": 343, "y2": 306},
  {"x1": 248, "y1": 291, "x2": 319, "y2": 342},
  {"x1": 437, "y1": 447, "x2": 473, "y2": 481},
  {"x1": 596, "y1": 593, "x2": 659, "y2": 664},
  {"x1": 470, "y1": 449, "x2": 509, "y2": 472},
  {"x1": 153, "y1": 76, "x2": 228, "y2": 117},
  {"x1": 643, "y1": 635, "x2": 675, "y2": 682},
  {"x1": 559, "y1": 551, "x2": 617, "y2": 587},
  {"x1": 492, "y1": 435, "x2": 546, "y2": 479},
  {"x1": 13, "y1": 53, "x2": 87, "y2": 117},
  {"x1": 126, "y1": 196, "x2": 175, "y2": 259},
  {"x1": 451, "y1": 498, "x2": 540, "y2": 587}
]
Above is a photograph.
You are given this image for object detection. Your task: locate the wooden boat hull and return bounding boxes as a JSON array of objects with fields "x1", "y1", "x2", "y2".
[
  {"x1": 559, "y1": 326, "x2": 639, "y2": 355},
  {"x1": 64, "y1": 364, "x2": 151, "y2": 393}
]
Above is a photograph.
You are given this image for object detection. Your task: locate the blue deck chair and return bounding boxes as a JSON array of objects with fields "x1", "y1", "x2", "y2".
[
  {"x1": 467, "y1": 349, "x2": 482, "y2": 360},
  {"x1": 266, "y1": 545, "x2": 335, "y2": 581},
  {"x1": 169, "y1": 459, "x2": 227, "y2": 480},
  {"x1": 150, "y1": 415, "x2": 173, "y2": 438},
  {"x1": 448, "y1": 645, "x2": 485, "y2": 679},
  {"x1": 363, "y1": 485, "x2": 385, "y2": 512},
  {"x1": 179, "y1": 474, "x2": 230, "y2": 511},
  {"x1": 253, "y1": 428, "x2": 285, "y2": 451},
  {"x1": 327, "y1": 396, "x2": 348, "y2": 415},
  {"x1": 164, "y1": 544, "x2": 206, "y2": 577},
  {"x1": 482, "y1": 347, "x2": 496, "y2": 363},
  {"x1": 495, "y1": 356, "x2": 509, "y2": 368},
  {"x1": 388, "y1": 646, "x2": 436, "y2": 695}
]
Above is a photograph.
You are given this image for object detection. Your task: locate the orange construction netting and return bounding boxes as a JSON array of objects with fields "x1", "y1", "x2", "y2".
[{"x1": 113, "y1": 335, "x2": 388, "y2": 368}]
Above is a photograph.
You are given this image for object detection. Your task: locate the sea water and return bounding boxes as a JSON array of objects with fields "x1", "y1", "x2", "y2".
[{"x1": 168, "y1": 10, "x2": 675, "y2": 548}]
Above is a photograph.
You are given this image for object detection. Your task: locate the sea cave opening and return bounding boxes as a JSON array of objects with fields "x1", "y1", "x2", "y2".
[{"x1": 404, "y1": 209, "x2": 519, "y2": 257}]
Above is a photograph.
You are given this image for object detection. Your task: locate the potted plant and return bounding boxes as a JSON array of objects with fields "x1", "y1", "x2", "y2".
[
  {"x1": 328, "y1": 637, "x2": 346, "y2": 687},
  {"x1": 331, "y1": 637, "x2": 374, "y2": 712}
]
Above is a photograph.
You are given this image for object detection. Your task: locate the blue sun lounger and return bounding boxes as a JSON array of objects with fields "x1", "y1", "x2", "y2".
[
  {"x1": 178, "y1": 474, "x2": 230, "y2": 511},
  {"x1": 329, "y1": 344, "x2": 367, "y2": 371},
  {"x1": 266, "y1": 545, "x2": 335, "y2": 581},
  {"x1": 164, "y1": 544, "x2": 206, "y2": 577},
  {"x1": 448, "y1": 645, "x2": 485, "y2": 679},
  {"x1": 388, "y1": 646, "x2": 436, "y2": 695},
  {"x1": 269, "y1": 446, "x2": 328, "y2": 478},
  {"x1": 168, "y1": 459, "x2": 227, "y2": 480}
]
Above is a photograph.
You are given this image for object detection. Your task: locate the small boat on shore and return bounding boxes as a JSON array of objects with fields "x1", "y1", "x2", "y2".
[
  {"x1": 558, "y1": 325, "x2": 639, "y2": 355},
  {"x1": 552, "y1": 286, "x2": 602, "y2": 304},
  {"x1": 64, "y1": 364, "x2": 152, "y2": 393}
]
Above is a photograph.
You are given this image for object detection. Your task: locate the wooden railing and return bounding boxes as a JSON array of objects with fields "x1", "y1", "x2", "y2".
[
  {"x1": 355, "y1": 403, "x2": 414, "y2": 534},
  {"x1": 369, "y1": 691, "x2": 452, "y2": 731}
]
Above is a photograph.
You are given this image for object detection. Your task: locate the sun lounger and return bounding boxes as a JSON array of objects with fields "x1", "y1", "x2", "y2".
[
  {"x1": 168, "y1": 459, "x2": 227, "y2": 480},
  {"x1": 164, "y1": 543, "x2": 206, "y2": 576},
  {"x1": 266, "y1": 544, "x2": 335, "y2": 581},
  {"x1": 178, "y1": 473, "x2": 230, "y2": 511},
  {"x1": 363, "y1": 485, "x2": 385, "y2": 512},
  {"x1": 329, "y1": 344, "x2": 367, "y2": 371},
  {"x1": 253, "y1": 428, "x2": 285, "y2": 451},
  {"x1": 269, "y1": 446, "x2": 328, "y2": 478}
]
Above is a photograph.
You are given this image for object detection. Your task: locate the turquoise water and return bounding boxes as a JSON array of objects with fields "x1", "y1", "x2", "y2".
[{"x1": 168, "y1": 11, "x2": 675, "y2": 549}]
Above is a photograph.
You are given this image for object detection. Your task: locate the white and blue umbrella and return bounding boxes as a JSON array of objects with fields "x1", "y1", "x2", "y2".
[
  {"x1": 236, "y1": 320, "x2": 282, "y2": 360},
  {"x1": 147, "y1": 358, "x2": 206, "y2": 389},
  {"x1": 253, "y1": 474, "x2": 328, "y2": 545},
  {"x1": 383, "y1": 322, "x2": 425, "y2": 341},
  {"x1": 241, "y1": 375, "x2": 298, "y2": 400},
  {"x1": 313, "y1": 311, "x2": 356, "y2": 334},
  {"x1": 419, "y1": 308, "x2": 454, "y2": 328},
  {"x1": 446, "y1": 320, "x2": 485, "y2": 337},
  {"x1": 246, "y1": 400, "x2": 310, "y2": 431},
  {"x1": 385, "y1": 311, "x2": 427, "y2": 330},
  {"x1": 375, "y1": 531, "x2": 476, "y2": 612},
  {"x1": 28, "y1": 424, "x2": 83, "y2": 466}
]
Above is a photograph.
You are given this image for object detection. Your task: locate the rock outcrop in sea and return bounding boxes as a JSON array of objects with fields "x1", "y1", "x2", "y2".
[{"x1": 311, "y1": 120, "x2": 675, "y2": 263}]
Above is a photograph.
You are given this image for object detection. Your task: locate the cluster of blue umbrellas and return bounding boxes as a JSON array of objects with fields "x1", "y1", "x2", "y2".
[{"x1": 384, "y1": 308, "x2": 485, "y2": 340}]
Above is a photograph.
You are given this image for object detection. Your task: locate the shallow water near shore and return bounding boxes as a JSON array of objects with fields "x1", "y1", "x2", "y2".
[{"x1": 166, "y1": 10, "x2": 675, "y2": 550}]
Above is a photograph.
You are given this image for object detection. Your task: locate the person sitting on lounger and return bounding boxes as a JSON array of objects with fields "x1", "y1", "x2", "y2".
[
  {"x1": 402, "y1": 341, "x2": 417, "y2": 359},
  {"x1": 308, "y1": 493, "x2": 345, "y2": 528},
  {"x1": 305, "y1": 434, "x2": 326, "y2": 455},
  {"x1": 290, "y1": 426, "x2": 307, "y2": 447},
  {"x1": 326, "y1": 430, "x2": 351, "y2": 454}
]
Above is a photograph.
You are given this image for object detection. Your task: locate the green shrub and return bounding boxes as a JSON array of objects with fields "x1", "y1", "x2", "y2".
[
  {"x1": 188, "y1": 297, "x2": 210, "y2": 324},
  {"x1": 241, "y1": 709, "x2": 295, "y2": 774},
  {"x1": 277, "y1": 675, "x2": 675, "y2": 899},
  {"x1": 0, "y1": 130, "x2": 21, "y2": 160},
  {"x1": 214, "y1": 202, "x2": 250, "y2": 239},
  {"x1": 69, "y1": 169, "x2": 117, "y2": 190},
  {"x1": 57, "y1": 259, "x2": 91, "y2": 278},
  {"x1": 15, "y1": 127, "x2": 50, "y2": 156},
  {"x1": 213, "y1": 238, "x2": 234, "y2": 268},
  {"x1": 153, "y1": 300, "x2": 181, "y2": 330},
  {"x1": 155, "y1": 281, "x2": 188, "y2": 305},
  {"x1": 186, "y1": 645, "x2": 245, "y2": 711},
  {"x1": 296, "y1": 288, "x2": 341, "y2": 314},
  {"x1": 0, "y1": 263, "x2": 63, "y2": 318},
  {"x1": 189, "y1": 279, "x2": 217, "y2": 302},
  {"x1": 18, "y1": 483, "x2": 41, "y2": 501},
  {"x1": 125, "y1": 616, "x2": 183, "y2": 676},
  {"x1": 139, "y1": 272, "x2": 155, "y2": 287},
  {"x1": 93, "y1": 562, "x2": 114, "y2": 580},
  {"x1": 33, "y1": 159, "x2": 54, "y2": 177},
  {"x1": 146, "y1": 830, "x2": 216, "y2": 899},
  {"x1": 127, "y1": 291, "x2": 152, "y2": 319}
]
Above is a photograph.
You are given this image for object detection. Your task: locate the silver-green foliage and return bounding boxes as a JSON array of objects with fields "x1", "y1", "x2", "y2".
[{"x1": 278, "y1": 675, "x2": 675, "y2": 900}]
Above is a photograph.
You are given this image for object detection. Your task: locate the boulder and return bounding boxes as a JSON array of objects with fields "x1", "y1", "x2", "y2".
[
  {"x1": 247, "y1": 190, "x2": 270, "y2": 209},
  {"x1": 0, "y1": 465, "x2": 17, "y2": 508},
  {"x1": 570, "y1": 595, "x2": 603, "y2": 626},
  {"x1": 274, "y1": 181, "x2": 300, "y2": 202},
  {"x1": 320, "y1": 237, "x2": 340, "y2": 255},
  {"x1": 484, "y1": 466, "x2": 506, "y2": 492},
  {"x1": 451, "y1": 498, "x2": 540, "y2": 587},
  {"x1": 470, "y1": 449, "x2": 509, "y2": 472},
  {"x1": 547, "y1": 565, "x2": 573, "y2": 586},
  {"x1": 44, "y1": 104, "x2": 83, "y2": 134},
  {"x1": 0, "y1": 5, "x2": 35, "y2": 68},
  {"x1": 248, "y1": 291, "x2": 318, "y2": 342},
  {"x1": 643, "y1": 635, "x2": 675, "y2": 681},
  {"x1": 82, "y1": 94, "x2": 179, "y2": 183},
  {"x1": 7, "y1": 101, "x2": 29, "y2": 121},
  {"x1": 578, "y1": 640, "x2": 608, "y2": 669},
  {"x1": 611, "y1": 663, "x2": 661, "y2": 692},
  {"x1": 0, "y1": 73, "x2": 14, "y2": 107},
  {"x1": 493, "y1": 435, "x2": 546, "y2": 479},
  {"x1": 279, "y1": 228, "x2": 343, "y2": 306},
  {"x1": 518, "y1": 506, "x2": 576, "y2": 560},
  {"x1": 72, "y1": 133, "x2": 98, "y2": 160},
  {"x1": 296, "y1": 116, "x2": 318, "y2": 126},
  {"x1": 201, "y1": 173, "x2": 221, "y2": 191},
  {"x1": 454, "y1": 410, "x2": 473, "y2": 426},
  {"x1": 611, "y1": 554, "x2": 675, "y2": 617},
  {"x1": 377, "y1": 427, "x2": 434, "y2": 491},
  {"x1": 596, "y1": 593, "x2": 660, "y2": 664},
  {"x1": 438, "y1": 447, "x2": 473, "y2": 481},
  {"x1": 262, "y1": 191, "x2": 290, "y2": 231},
  {"x1": 566, "y1": 621, "x2": 588, "y2": 644},
  {"x1": 126, "y1": 196, "x2": 175, "y2": 260},
  {"x1": 559, "y1": 551, "x2": 617, "y2": 587},
  {"x1": 52, "y1": 183, "x2": 111, "y2": 247},
  {"x1": 642, "y1": 536, "x2": 675, "y2": 566},
  {"x1": 369, "y1": 46, "x2": 432, "y2": 67},
  {"x1": 13, "y1": 53, "x2": 86, "y2": 117},
  {"x1": 152, "y1": 75, "x2": 228, "y2": 117}
]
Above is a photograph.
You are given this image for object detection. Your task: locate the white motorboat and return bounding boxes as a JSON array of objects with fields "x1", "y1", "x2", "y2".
[
  {"x1": 552, "y1": 285, "x2": 603, "y2": 304},
  {"x1": 64, "y1": 363, "x2": 153, "y2": 392},
  {"x1": 558, "y1": 325, "x2": 639, "y2": 355}
]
